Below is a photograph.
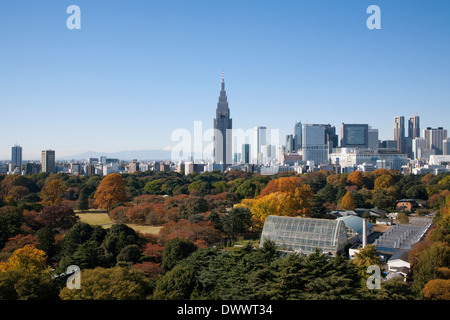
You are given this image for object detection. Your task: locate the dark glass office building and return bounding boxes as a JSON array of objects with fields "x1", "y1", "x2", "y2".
[{"x1": 340, "y1": 124, "x2": 369, "y2": 148}]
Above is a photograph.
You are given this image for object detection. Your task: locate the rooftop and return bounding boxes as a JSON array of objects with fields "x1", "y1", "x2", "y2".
[{"x1": 374, "y1": 217, "x2": 432, "y2": 254}]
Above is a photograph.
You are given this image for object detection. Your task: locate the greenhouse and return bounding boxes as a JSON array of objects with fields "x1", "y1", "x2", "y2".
[
  {"x1": 375, "y1": 217, "x2": 432, "y2": 254},
  {"x1": 260, "y1": 216, "x2": 348, "y2": 255}
]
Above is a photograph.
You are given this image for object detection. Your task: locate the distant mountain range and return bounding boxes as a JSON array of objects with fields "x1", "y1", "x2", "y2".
[{"x1": 57, "y1": 149, "x2": 173, "y2": 161}]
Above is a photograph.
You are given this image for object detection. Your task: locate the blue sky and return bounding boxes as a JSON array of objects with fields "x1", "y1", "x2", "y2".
[{"x1": 0, "y1": 0, "x2": 449, "y2": 159}]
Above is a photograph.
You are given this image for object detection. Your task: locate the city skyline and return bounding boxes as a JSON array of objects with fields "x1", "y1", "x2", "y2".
[
  {"x1": 1, "y1": 1, "x2": 450, "y2": 159},
  {"x1": 1, "y1": 103, "x2": 446, "y2": 161}
]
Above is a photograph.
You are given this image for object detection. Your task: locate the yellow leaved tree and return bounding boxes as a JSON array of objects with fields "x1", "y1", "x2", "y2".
[
  {"x1": 238, "y1": 177, "x2": 313, "y2": 230},
  {"x1": 0, "y1": 245, "x2": 47, "y2": 273},
  {"x1": 341, "y1": 191, "x2": 355, "y2": 210}
]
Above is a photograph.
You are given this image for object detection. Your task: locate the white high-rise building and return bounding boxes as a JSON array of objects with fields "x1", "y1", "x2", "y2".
[
  {"x1": 412, "y1": 137, "x2": 427, "y2": 160},
  {"x1": 253, "y1": 126, "x2": 267, "y2": 164},
  {"x1": 423, "y1": 127, "x2": 447, "y2": 155},
  {"x1": 443, "y1": 138, "x2": 450, "y2": 156}
]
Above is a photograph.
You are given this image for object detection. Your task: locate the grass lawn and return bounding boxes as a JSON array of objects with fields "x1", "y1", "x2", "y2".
[
  {"x1": 127, "y1": 224, "x2": 163, "y2": 235},
  {"x1": 76, "y1": 212, "x2": 112, "y2": 225},
  {"x1": 76, "y1": 211, "x2": 162, "y2": 235}
]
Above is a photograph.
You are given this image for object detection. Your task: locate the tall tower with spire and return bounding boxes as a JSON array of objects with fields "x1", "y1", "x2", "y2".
[{"x1": 214, "y1": 71, "x2": 232, "y2": 165}]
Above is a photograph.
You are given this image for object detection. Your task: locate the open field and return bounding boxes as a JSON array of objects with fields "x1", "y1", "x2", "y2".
[
  {"x1": 76, "y1": 211, "x2": 162, "y2": 235},
  {"x1": 76, "y1": 212, "x2": 112, "y2": 226},
  {"x1": 126, "y1": 224, "x2": 163, "y2": 235}
]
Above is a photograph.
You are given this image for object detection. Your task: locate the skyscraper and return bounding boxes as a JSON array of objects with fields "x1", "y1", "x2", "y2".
[
  {"x1": 302, "y1": 124, "x2": 328, "y2": 165},
  {"x1": 404, "y1": 115, "x2": 420, "y2": 158},
  {"x1": 41, "y1": 150, "x2": 56, "y2": 173},
  {"x1": 423, "y1": 127, "x2": 448, "y2": 155},
  {"x1": 324, "y1": 124, "x2": 338, "y2": 152},
  {"x1": 241, "y1": 144, "x2": 250, "y2": 164},
  {"x1": 285, "y1": 134, "x2": 295, "y2": 153},
  {"x1": 368, "y1": 127, "x2": 379, "y2": 149},
  {"x1": 213, "y1": 72, "x2": 232, "y2": 165},
  {"x1": 11, "y1": 145, "x2": 22, "y2": 171},
  {"x1": 443, "y1": 138, "x2": 450, "y2": 156},
  {"x1": 393, "y1": 116, "x2": 405, "y2": 154},
  {"x1": 340, "y1": 124, "x2": 369, "y2": 148},
  {"x1": 412, "y1": 137, "x2": 427, "y2": 160},
  {"x1": 408, "y1": 116, "x2": 420, "y2": 139},
  {"x1": 294, "y1": 122, "x2": 302, "y2": 151},
  {"x1": 254, "y1": 126, "x2": 267, "y2": 164}
]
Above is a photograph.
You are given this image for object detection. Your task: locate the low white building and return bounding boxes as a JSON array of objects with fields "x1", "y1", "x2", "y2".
[
  {"x1": 387, "y1": 250, "x2": 411, "y2": 281},
  {"x1": 387, "y1": 250, "x2": 411, "y2": 272},
  {"x1": 329, "y1": 148, "x2": 408, "y2": 172}
]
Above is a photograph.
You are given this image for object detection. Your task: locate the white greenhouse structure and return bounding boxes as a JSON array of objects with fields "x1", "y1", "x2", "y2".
[{"x1": 259, "y1": 216, "x2": 348, "y2": 255}]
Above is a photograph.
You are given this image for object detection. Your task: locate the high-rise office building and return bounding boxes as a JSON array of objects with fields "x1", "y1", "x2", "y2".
[
  {"x1": 213, "y1": 72, "x2": 232, "y2": 165},
  {"x1": 254, "y1": 126, "x2": 267, "y2": 164},
  {"x1": 11, "y1": 145, "x2": 22, "y2": 171},
  {"x1": 443, "y1": 138, "x2": 450, "y2": 156},
  {"x1": 294, "y1": 122, "x2": 302, "y2": 151},
  {"x1": 340, "y1": 124, "x2": 369, "y2": 148},
  {"x1": 423, "y1": 127, "x2": 448, "y2": 155},
  {"x1": 285, "y1": 134, "x2": 295, "y2": 153},
  {"x1": 393, "y1": 116, "x2": 405, "y2": 154},
  {"x1": 404, "y1": 116, "x2": 420, "y2": 158},
  {"x1": 41, "y1": 150, "x2": 56, "y2": 173},
  {"x1": 324, "y1": 124, "x2": 338, "y2": 152},
  {"x1": 241, "y1": 144, "x2": 250, "y2": 164},
  {"x1": 302, "y1": 124, "x2": 328, "y2": 165},
  {"x1": 408, "y1": 116, "x2": 420, "y2": 139},
  {"x1": 412, "y1": 137, "x2": 427, "y2": 160},
  {"x1": 368, "y1": 127, "x2": 379, "y2": 149}
]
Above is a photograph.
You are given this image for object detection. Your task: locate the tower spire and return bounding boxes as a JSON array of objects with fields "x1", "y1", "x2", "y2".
[{"x1": 221, "y1": 70, "x2": 225, "y2": 91}]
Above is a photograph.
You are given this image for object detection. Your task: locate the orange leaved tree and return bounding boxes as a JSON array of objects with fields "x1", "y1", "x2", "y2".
[
  {"x1": 94, "y1": 173, "x2": 128, "y2": 212},
  {"x1": 347, "y1": 171, "x2": 364, "y2": 189},
  {"x1": 40, "y1": 179, "x2": 67, "y2": 206}
]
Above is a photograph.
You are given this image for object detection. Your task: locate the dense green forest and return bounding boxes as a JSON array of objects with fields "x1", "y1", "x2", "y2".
[{"x1": 0, "y1": 169, "x2": 449, "y2": 300}]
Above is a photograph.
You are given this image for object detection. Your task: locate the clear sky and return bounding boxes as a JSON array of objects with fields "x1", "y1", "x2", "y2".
[{"x1": 0, "y1": 0, "x2": 449, "y2": 160}]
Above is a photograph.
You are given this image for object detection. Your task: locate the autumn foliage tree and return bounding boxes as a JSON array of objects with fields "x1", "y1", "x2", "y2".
[
  {"x1": 0, "y1": 245, "x2": 47, "y2": 273},
  {"x1": 347, "y1": 171, "x2": 364, "y2": 189},
  {"x1": 374, "y1": 174, "x2": 395, "y2": 190},
  {"x1": 258, "y1": 176, "x2": 305, "y2": 198},
  {"x1": 158, "y1": 220, "x2": 221, "y2": 246},
  {"x1": 40, "y1": 179, "x2": 67, "y2": 206},
  {"x1": 341, "y1": 191, "x2": 355, "y2": 210},
  {"x1": 422, "y1": 279, "x2": 450, "y2": 300},
  {"x1": 0, "y1": 245, "x2": 58, "y2": 300},
  {"x1": 241, "y1": 177, "x2": 314, "y2": 229},
  {"x1": 36, "y1": 204, "x2": 79, "y2": 230},
  {"x1": 94, "y1": 173, "x2": 128, "y2": 212}
]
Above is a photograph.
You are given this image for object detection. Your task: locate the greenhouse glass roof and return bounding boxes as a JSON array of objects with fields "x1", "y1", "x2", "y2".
[
  {"x1": 260, "y1": 216, "x2": 348, "y2": 255},
  {"x1": 375, "y1": 217, "x2": 432, "y2": 253}
]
